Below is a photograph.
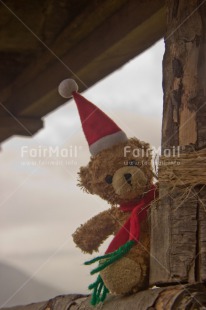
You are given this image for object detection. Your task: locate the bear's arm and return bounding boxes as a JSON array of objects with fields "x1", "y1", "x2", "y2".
[{"x1": 72, "y1": 209, "x2": 117, "y2": 254}]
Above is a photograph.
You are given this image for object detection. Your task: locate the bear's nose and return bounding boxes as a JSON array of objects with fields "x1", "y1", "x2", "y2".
[{"x1": 124, "y1": 173, "x2": 132, "y2": 185}]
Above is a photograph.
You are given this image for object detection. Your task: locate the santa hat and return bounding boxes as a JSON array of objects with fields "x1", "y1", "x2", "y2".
[{"x1": 58, "y1": 79, "x2": 127, "y2": 156}]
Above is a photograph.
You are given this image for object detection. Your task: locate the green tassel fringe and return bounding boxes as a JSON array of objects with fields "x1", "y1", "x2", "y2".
[
  {"x1": 85, "y1": 240, "x2": 135, "y2": 306},
  {"x1": 88, "y1": 274, "x2": 109, "y2": 306}
]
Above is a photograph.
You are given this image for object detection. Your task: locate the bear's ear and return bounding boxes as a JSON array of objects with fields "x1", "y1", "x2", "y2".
[{"x1": 78, "y1": 165, "x2": 94, "y2": 194}]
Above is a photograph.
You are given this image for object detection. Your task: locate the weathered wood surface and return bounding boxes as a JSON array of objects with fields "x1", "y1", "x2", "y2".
[
  {"x1": 0, "y1": 117, "x2": 43, "y2": 136},
  {"x1": 198, "y1": 186, "x2": 206, "y2": 282},
  {"x1": 1, "y1": 284, "x2": 206, "y2": 310},
  {"x1": 150, "y1": 187, "x2": 197, "y2": 284},
  {"x1": 150, "y1": 0, "x2": 206, "y2": 286},
  {"x1": 4, "y1": 0, "x2": 165, "y2": 117},
  {"x1": 161, "y1": 0, "x2": 206, "y2": 149},
  {"x1": 0, "y1": 0, "x2": 166, "y2": 143}
]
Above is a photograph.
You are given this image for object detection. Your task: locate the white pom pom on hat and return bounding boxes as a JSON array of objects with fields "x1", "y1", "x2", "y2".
[
  {"x1": 58, "y1": 78, "x2": 78, "y2": 98},
  {"x1": 58, "y1": 78, "x2": 127, "y2": 155}
]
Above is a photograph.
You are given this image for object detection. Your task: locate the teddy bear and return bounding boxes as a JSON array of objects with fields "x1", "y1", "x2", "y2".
[{"x1": 58, "y1": 79, "x2": 157, "y2": 306}]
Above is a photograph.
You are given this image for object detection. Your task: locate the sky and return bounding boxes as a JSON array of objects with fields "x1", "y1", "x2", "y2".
[{"x1": 0, "y1": 39, "x2": 164, "y2": 307}]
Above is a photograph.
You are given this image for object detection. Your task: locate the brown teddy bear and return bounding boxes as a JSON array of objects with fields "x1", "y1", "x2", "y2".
[{"x1": 58, "y1": 79, "x2": 157, "y2": 305}]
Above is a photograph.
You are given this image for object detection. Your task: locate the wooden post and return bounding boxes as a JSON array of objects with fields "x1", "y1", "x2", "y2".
[{"x1": 150, "y1": 0, "x2": 206, "y2": 286}]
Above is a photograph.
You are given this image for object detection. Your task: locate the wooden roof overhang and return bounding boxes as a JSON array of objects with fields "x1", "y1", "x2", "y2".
[{"x1": 0, "y1": 0, "x2": 166, "y2": 143}]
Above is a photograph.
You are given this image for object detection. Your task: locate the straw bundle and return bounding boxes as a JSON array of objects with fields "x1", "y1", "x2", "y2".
[{"x1": 158, "y1": 149, "x2": 206, "y2": 188}]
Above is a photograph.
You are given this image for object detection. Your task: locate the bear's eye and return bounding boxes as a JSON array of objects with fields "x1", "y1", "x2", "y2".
[{"x1": 105, "y1": 175, "x2": 113, "y2": 184}]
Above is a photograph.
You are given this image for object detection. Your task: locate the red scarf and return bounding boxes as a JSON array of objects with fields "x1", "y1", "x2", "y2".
[{"x1": 105, "y1": 185, "x2": 157, "y2": 254}]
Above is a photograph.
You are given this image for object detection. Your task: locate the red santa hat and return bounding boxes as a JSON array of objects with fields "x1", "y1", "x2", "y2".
[{"x1": 58, "y1": 79, "x2": 128, "y2": 156}]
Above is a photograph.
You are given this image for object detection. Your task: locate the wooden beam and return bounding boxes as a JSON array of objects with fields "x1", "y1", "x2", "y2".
[
  {"x1": 1, "y1": 284, "x2": 206, "y2": 310},
  {"x1": 150, "y1": 0, "x2": 206, "y2": 286},
  {"x1": 0, "y1": 0, "x2": 129, "y2": 91},
  {"x1": 0, "y1": 116, "x2": 43, "y2": 141},
  {"x1": 1, "y1": 0, "x2": 165, "y2": 119},
  {"x1": 0, "y1": 0, "x2": 130, "y2": 91}
]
